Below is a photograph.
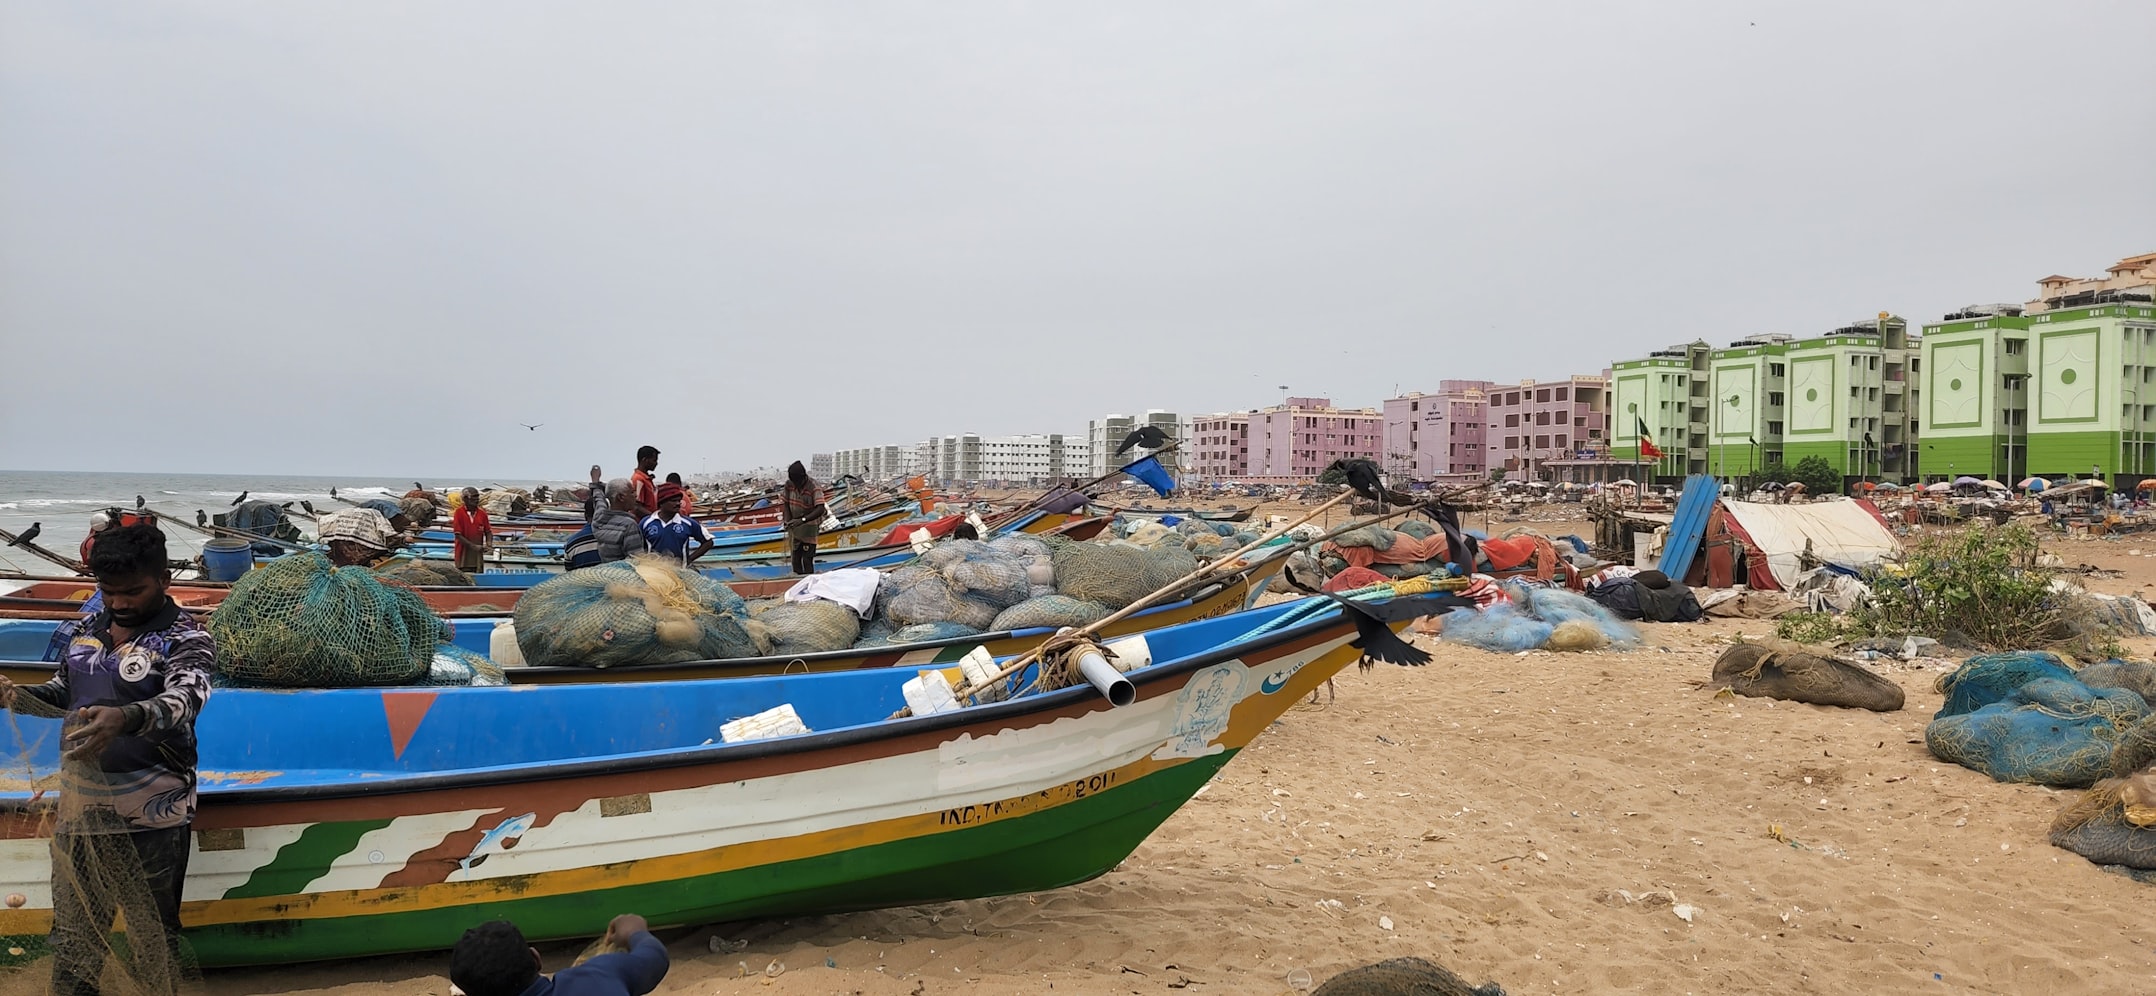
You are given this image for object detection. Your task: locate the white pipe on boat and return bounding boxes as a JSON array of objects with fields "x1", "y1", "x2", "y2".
[{"x1": 1075, "y1": 649, "x2": 1135, "y2": 707}]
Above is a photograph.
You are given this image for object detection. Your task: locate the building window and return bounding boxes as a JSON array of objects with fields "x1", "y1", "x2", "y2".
[
  {"x1": 1770, "y1": 364, "x2": 1785, "y2": 377},
  {"x1": 1555, "y1": 387, "x2": 1569, "y2": 401}
]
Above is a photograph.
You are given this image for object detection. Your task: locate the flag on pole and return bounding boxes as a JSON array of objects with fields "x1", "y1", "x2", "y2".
[
  {"x1": 1636, "y1": 416, "x2": 1665, "y2": 461},
  {"x1": 1125, "y1": 456, "x2": 1177, "y2": 497}
]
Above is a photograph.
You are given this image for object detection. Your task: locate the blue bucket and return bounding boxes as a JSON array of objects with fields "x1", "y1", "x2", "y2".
[{"x1": 200, "y1": 538, "x2": 253, "y2": 582}]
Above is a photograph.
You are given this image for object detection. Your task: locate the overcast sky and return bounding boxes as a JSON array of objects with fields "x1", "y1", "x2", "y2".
[{"x1": 3, "y1": 0, "x2": 2150, "y2": 479}]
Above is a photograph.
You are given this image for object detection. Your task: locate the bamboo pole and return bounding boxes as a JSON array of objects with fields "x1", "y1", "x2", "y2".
[{"x1": 0, "y1": 528, "x2": 86, "y2": 575}]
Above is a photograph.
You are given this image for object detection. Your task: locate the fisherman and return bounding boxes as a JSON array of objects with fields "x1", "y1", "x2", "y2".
[
  {"x1": 319, "y1": 508, "x2": 402, "y2": 569},
  {"x1": 630, "y1": 446, "x2": 661, "y2": 518},
  {"x1": 450, "y1": 914, "x2": 669, "y2": 996},
  {"x1": 0, "y1": 522, "x2": 212, "y2": 995},
  {"x1": 452, "y1": 487, "x2": 494, "y2": 574},
  {"x1": 589, "y1": 479, "x2": 651, "y2": 565},
  {"x1": 781, "y1": 461, "x2": 826, "y2": 576},
  {"x1": 662, "y1": 473, "x2": 695, "y2": 517},
  {"x1": 641, "y1": 482, "x2": 713, "y2": 566}
]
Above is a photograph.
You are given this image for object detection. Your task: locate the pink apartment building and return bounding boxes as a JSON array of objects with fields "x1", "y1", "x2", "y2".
[
  {"x1": 1383, "y1": 380, "x2": 1493, "y2": 482},
  {"x1": 1248, "y1": 398, "x2": 1383, "y2": 482},
  {"x1": 1187, "y1": 413, "x2": 1251, "y2": 481},
  {"x1": 1484, "y1": 374, "x2": 1617, "y2": 483}
]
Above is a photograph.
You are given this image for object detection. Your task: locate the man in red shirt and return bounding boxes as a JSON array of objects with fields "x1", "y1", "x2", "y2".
[
  {"x1": 630, "y1": 446, "x2": 661, "y2": 518},
  {"x1": 453, "y1": 487, "x2": 493, "y2": 574}
]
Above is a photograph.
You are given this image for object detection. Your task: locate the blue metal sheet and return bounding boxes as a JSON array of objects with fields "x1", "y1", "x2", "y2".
[{"x1": 1656, "y1": 474, "x2": 1720, "y2": 579}]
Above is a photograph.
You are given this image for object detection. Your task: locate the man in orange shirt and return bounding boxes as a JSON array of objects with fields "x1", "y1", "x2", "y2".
[
  {"x1": 452, "y1": 487, "x2": 493, "y2": 573},
  {"x1": 630, "y1": 446, "x2": 660, "y2": 517}
]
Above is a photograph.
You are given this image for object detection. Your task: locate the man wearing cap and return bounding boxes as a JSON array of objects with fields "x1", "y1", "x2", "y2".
[
  {"x1": 630, "y1": 446, "x2": 661, "y2": 518},
  {"x1": 319, "y1": 508, "x2": 404, "y2": 569},
  {"x1": 589, "y1": 479, "x2": 651, "y2": 566},
  {"x1": 640, "y1": 483, "x2": 713, "y2": 566}
]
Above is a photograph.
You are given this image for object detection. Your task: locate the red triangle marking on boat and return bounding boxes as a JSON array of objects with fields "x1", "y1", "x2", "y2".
[{"x1": 383, "y1": 691, "x2": 439, "y2": 760}]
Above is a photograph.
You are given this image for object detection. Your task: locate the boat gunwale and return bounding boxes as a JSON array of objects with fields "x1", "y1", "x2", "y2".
[{"x1": 0, "y1": 599, "x2": 1355, "y2": 812}]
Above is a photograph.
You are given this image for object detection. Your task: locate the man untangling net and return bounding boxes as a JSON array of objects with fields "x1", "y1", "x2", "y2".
[{"x1": 0, "y1": 522, "x2": 208, "y2": 995}]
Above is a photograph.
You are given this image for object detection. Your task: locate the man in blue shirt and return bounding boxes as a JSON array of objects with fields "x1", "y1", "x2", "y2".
[
  {"x1": 640, "y1": 483, "x2": 712, "y2": 566},
  {"x1": 450, "y1": 914, "x2": 669, "y2": 996}
]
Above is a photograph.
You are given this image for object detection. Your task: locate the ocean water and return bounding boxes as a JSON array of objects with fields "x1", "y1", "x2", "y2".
[{"x1": 0, "y1": 470, "x2": 562, "y2": 571}]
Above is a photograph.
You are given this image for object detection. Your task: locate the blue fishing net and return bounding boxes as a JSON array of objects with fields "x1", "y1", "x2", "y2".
[
  {"x1": 1934, "y1": 652, "x2": 2077, "y2": 720},
  {"x1": 1440, "y1": 603, "x2": 1554, "y2": 653},
  {"x1": 513, "y1": 555, "x2": 768, "y2": 667},
  {"x1": 853, "y1": 621, "x2": 982, "y2": 648},
  {"x1": 1523, "y1": 587, "x2": 1640, "y2": 646},
  {"x1": 420, "y1": 644, "x2": 509, "y2": 686},
  {"x1": 1925, "y1": 678, "x2": 2149, "y2": 787}
]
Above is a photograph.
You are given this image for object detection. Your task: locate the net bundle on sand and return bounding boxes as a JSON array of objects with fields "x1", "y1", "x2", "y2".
[
  {"x1": 1310, "y1": 956, "x2": 1507, "y2": 996},
  {"x1": 1709, "y1": 642, "x2": 1906, "y2": 712},
  {"x1": 207, "y1": 551, "x2": 449, "y2": 687},
  {"x1": 514, "y1": 554, "x2": 770, "y2": 667},
  {"x1": 2050, "y1": 714, "x2": 2156, "y2": 880},
  {"x1": 1926, "y1": 675, "x2": 2148, "y2": 787}
]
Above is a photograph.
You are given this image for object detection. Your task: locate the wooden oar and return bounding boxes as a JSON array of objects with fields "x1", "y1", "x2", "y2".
[{"x1": 0, "y1": 528, "x2": 87, "y2": 576}]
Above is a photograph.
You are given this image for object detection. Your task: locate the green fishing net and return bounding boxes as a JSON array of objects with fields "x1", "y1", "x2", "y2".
[{"x1": 208, "y1": 552, "x2": 447, "y2": 687}]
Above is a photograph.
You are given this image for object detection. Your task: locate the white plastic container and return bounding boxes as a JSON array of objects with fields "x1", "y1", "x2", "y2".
[
  {"x1": 957, "y1": 645, "x2": 1007, "y2": 702},
  {"x1": 902, "y1": 670, "x2": 961, "y2": 716},
  {"x1": 721, "y1": 703, "x2": 812, "y2": 743},
  {"x1": 489, "y1": 620, "x2": 526, "y2": 668}
]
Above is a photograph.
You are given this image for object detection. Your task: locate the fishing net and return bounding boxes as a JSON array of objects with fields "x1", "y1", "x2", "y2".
[
  {"x1": 1709, "y1": 642, "x2": 1906, "y2": 711},
  {"x1": 1522, "y1": 588, "x2": 1639, "y2": 646},
  {"x1": 512, "y1": 554, "x2": 769, "y2": 668},
  {"x1": 1440, "y1": 603, "x2": 1554, "y2": 653},
  {"x1": 992, "y1": 594, "x2": 1111, "y2": 631},
  {"x1": 2049, "y1": 769, "x2": 2156, "y2": 874},
  {"x1": 1331, "y1": 525, "x2": 1396, "y2": 551},
  {"x1": 2111, "y1": 714, "x2": 2156, "y2": 777},
  {"x1": 1394, "y1": 519, "x2": 1438, "y2": 540},
  {"x1": 1925, "y1": 678, "x2": 2148, "y2": 787},
  {"x1": 419, "y1": 644, "x2": 510, "y2": 686},
  {"x1": 221, "y1": 499, "x2": 302, "y2": 548},
  {"x1": 399, "y1": 495, "x2": 439, "y2": 527},
  {"x1": 1053, "y1": 543, "x2": 1165, "y2": 609},
  {"x1": 1544, "y1": 618, "x2": 1608, "y2": 652},
  {"x1": 923, "y1": 541, "x2": 1033, "y2": 608},
  {"x1": 1310, "y1": 956, "x2": 1507, "y2": 996},
  {"x1": 375, "y1": 558, "x2": 474, "y2": 587},
  {"x1": 208, "y1": 552, "x2": 447, "y2": 687},
  {"x1": 757, "y1": 600, "x2": 862, "y2": 655},
  {"x1": 2077, "y1": 661, "x2": 2156, "y2": 706},
  {"x1": 877, "y1": 566, "x2": 1000, "y2": 630},
  {"x1": 854, "y1": 621, "x2": 982, "y2": 648},
  {"x1": 1933, "y1": 652, "x2": 2077, "y2": 720}
]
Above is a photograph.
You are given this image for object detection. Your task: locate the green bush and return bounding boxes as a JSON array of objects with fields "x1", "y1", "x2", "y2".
[
  {"x1": 1853, "y1": 524, "x2": 2059, "y2": 649},
  {"x1": 1774, "y1": 611, "x2": 1844, "y2": 645}
]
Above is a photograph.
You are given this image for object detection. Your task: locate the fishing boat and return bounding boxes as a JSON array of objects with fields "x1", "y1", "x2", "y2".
[
  {"x1": 0, "y1": 553, "x2": 1288, "y2": 685},
  {"x1": 0, "y1": 593, "x2": 1422, "y2": 968}
]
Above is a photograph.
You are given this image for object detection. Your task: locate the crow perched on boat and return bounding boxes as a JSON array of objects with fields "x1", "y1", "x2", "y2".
[
  {"x1": 135, "y1": 495, "x2": 146, "y2": 509},
  {"x1": 329, "y1": 487, "x2": 338, "y2": 499},
  {"x1": 1115, "y1": 424, "x2": 1170, "y2": 456},
  {"x1": 414, "y1": 482, "x2": 426, "y2": 492},
  {"x1": 7, "y1": 523, "x2": 39, "y2": 548},
  {"x1": 196, "y1": 510, "x2": 208, "y2": 527},
  {"x1": 281, "y1": 502, "x2": 294, "y2": 511},
  {"x1": 230, "y1": 491, "x2": 248, "y2": 506},
  {"x1": 1324, "y1": 457, "x2": 1389, "y2": 507},
  {"x1": 300, "y1": 500, "x2": 317, "y2": 516}
]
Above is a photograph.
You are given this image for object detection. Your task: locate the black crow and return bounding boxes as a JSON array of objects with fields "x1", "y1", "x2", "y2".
[
  {"x1": 1324, "y1": 458, "x2": 1388, "y2": 506},
  {"x1": 230, "y1": 491, "x2": 248, "y2": 506},
  {"x1": 520, "y1": 423, "x2": 542, "y2": 431},
  {"x1": 281, "y1": 502, "x2": 294, "y2": 510},
  {"x1": 196, "y1": 510, "x2": 208, "y2": 527},
  {"x1": 8, "y1": 523, "x2": 39, "y2": 547},
  {"x1": 414, "y1": 482, "x2": 426, "y2": 492},
  {"x1": 1318, "y1": 588, "x2": 1478, "y2": 670},
  {"x1": 301, "y1": 500, "x2": 317, "y2": 516},
  {"x1": 1115, "y1": 424, "x2": 1169, "y2": 455},
  {"x1": 329, "y1": 487, "x2": 338, "y2": 499},
  {"x1": 135, "y1": 495, "x2": 146, "y2": 509}
]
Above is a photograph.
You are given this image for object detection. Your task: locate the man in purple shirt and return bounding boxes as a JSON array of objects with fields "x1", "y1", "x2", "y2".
[
  {"x1": 0, "y1": 522, "x2": 213, "y2": 996},
  {"x1": 451, "y1": 914, "x2": 670, "y2": 996}
]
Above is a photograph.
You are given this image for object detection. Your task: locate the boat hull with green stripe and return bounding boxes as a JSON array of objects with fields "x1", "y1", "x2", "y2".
[{"x1": 0, "y1": 595, "x2": 1419, "y2": 967}]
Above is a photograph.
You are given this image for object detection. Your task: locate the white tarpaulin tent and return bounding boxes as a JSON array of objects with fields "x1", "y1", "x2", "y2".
[{"x1": 1719, "y1": 499, "x2": 1901, "y2": 590}]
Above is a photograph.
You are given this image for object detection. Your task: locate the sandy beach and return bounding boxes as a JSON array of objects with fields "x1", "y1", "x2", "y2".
[{"x1": 72, "y1": 511, "x2": 2130, "y2": 996}]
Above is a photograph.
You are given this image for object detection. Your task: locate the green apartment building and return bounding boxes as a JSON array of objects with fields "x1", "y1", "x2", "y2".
[
  {"x1": 2023, "y1": 302, "x2": 2156, "y2": 482},
  {"x1": 1779, "y1": 316, "x2": 1920, "y2": 483},
  {"x1": 1610, "y1": 342, "x2": 1709, "y2": 482},
  {"x1": 1704, "y1": 335, "x2": 1791, "y2": 477},
  {"x1": 1919, "y1": 308, "x2": 2030, "y2": 483}
]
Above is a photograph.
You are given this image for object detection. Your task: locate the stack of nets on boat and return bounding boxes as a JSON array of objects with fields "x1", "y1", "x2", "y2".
[
  {"x1": 222, "y1": 499, "x2": 304, "y2": 549},
  {"x1": 1108, "y1": 516, "x2": 1260, "y2": 559},
  {"x1": 1926, "y1": 652, "x2": 2151, "y2": 787},
  {"x1": 1437, "y1": 581, "x2": 1640, "y2": 654},
  {"x1": 400, "y1": 493, "x2": 440, "y2": 527},
  {"x1": 874, "y1": 538, "x2": 1039, "y2": 631},
  {"x1": 514, "y1": 554, "x2": 769, "y2": 667},
  {"x1": 480, "y1": 488, "x2": 530, "y2": 517},
  {"x1": 207, "y1": 552, "x2": 452, "y2": 687},
  {"x1": 375, "y1": 558, "x2": 474, "y2": 587},
  {"x1": 842, "y1": 535, "x2": 1192, "y2": 648},
  {"x1": 750, "y1": 598, "x2": 862, "y2": 656}
]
